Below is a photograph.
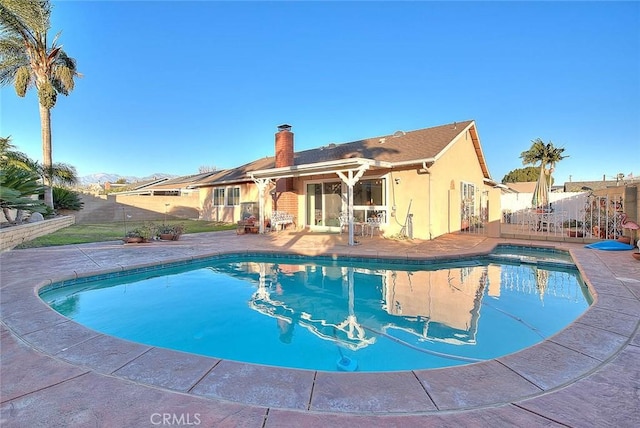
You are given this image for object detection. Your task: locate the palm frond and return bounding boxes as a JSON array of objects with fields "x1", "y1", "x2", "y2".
[
  {"x1": 0, "y1": 0, "x2": 50, "y2": 45},
  {"x1": 0, "y1": 165, "x2": 47, "y2": 213},
  {"x1": 0, "y1": 34, "x2": 32, "y2": 85},
  {"x1": 520, "y1": 138, "x2": 569, "y2": 172},
  {"x1": 0, "y1": 135, "x2": 34, "y2": 170},
  {"x1": 50, "y1": 162, "x2": 78, "y2": 186},
  {"x1": 0, "y1": 135, "x2": 16, "y2": 152},
  {"x1": 51, "y1": 49, "x2": 79, "y2": 94}
]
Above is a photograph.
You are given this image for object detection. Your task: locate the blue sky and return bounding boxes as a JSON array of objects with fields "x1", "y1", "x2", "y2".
[{"x1": 1, "y1": 1, "x2": 638, "y2": 184}]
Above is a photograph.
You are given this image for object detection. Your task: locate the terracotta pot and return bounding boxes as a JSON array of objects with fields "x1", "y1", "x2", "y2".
[
  {"x1": 617, "y1": 236, "x2": 631, "y2": 244},
  {"x1": 159, "y1": 233, "x2": 175, "y2": 241},
  {"x1": 123, "y1": 237, "x2": 143, "y2": 244},
  {"x1": 632, "y1": 252, "x2": 640, "y2": 261}
]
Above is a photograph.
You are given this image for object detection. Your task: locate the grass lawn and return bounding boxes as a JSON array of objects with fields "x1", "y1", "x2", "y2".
[{"x1": 14, "y1": 220, "x2": 236, "y2": 249}]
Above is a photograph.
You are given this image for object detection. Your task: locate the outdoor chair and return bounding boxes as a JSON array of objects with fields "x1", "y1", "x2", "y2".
[
  {"x1": 339, "y1": 212, "x2": 351, "y2": 234},
  {"x1": 365, "y1": 213, "x2": 384, "y2": 237}
]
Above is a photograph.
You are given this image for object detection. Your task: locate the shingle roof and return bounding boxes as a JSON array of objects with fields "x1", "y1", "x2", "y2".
[
  {"x1": 505, "y1": 182, "x2": 538, "y2": 193},
  {"x1": 137, "y1": 172, "x2": 216, "y2": 190},
  {"x1": 295, "y1": 120, "x2": 474, "y2": 165},
  {"x1": 129, "y1": 177, "x2": 169, "y2": 190},
  {"x1": 195, "y1": 120, "x2": 477, "y2": 186}
]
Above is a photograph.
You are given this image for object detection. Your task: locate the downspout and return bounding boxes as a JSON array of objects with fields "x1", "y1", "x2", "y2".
[{"x1": 422, "y1": 162, "x2": 432, "y2": 240}]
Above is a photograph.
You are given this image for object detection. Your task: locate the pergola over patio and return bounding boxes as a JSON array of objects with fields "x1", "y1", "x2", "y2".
[{"x1": 249, "y1": 157, "x2": 394, "y2": 245}]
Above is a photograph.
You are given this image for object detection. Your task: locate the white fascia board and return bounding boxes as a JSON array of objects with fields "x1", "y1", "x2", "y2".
[
  {"x1": 249, "y1": 158, "x2": 392, "y2": 180},
  {"x1": 389, "y1": 158, "x2": 436, "y2": 168}
]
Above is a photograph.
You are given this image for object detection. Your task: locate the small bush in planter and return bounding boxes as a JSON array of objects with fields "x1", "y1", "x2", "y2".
[
  {"x1": 155, "y1": 223, "x2": 185, "y2": 240},
  {"x1": 125, "y1": 229, "x2": 142, "y2": 238},
  {"x1": 124, "y1": 223, "x2": 154, "y2": 242},
  {"x1": 124, "y1": 228, "x2": 145, "y2": 243}
]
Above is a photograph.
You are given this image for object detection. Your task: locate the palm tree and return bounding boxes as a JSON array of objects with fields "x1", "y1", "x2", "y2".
[
  {"x1": 520, "y1": 138, "x2": 568, "y2": 186},
  {"x1": 0, "y1": 0, "x2": 80, "y2": 209},
  {"x1": 1, "y1": 135, "x2": 78, "y2": 222}
]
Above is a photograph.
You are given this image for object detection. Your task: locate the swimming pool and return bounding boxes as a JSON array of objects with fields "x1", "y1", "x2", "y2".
[{"x1": 40, "y1": 246, "x2": 591, "y2": 372}]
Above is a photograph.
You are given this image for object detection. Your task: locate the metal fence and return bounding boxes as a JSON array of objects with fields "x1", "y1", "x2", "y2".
[
  {"x1": 459, "y1": 191, "x2": 489, "y2": 236},
  {"x1": 501, "y1": 191, "x2": 630, "y2": 241}
]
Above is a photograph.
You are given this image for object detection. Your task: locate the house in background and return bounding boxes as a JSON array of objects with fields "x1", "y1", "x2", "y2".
[
  {"x1": 563, "y1": 175, "x2": 640, "y2": 193},
  {"x1": 173, "y1": 119, "x2": 503, "y2": 243},
  {"x1": 503, "y1": 182, "x2": 537, "y2": 194}
]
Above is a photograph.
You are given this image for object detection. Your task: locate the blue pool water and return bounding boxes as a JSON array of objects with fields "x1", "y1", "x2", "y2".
[{"x1": 40, "y1": 246, "x2": 591, "y2": 372}]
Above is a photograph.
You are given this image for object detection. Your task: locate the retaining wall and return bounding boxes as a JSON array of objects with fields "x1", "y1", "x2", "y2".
[{"x1": 0, "y1": 216, "x2": 75, "y2": 253}]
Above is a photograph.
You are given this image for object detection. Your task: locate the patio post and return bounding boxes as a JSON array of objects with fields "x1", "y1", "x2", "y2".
[
  {"x1": 252, "y1": 176, "x2": 271, "y2": 234},
  {"x1": 348, "y1": 181, "x2": 355, "y2": 245},
  {"x1": 337, "y1": 167, "x2": 368, "y2": 246}
]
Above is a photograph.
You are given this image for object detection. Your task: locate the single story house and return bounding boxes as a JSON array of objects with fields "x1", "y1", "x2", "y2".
[
  {"x1": 125, "y1": 120, "x2": 502, "y2": 243},
  {"x1": 149, "y1": 119, "x2": 499, "y2": 244}
]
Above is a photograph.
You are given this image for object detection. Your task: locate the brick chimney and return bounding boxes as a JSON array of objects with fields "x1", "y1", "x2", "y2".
[{"x1": 275, "y1": 124, "x2": 294, "y2": 192}]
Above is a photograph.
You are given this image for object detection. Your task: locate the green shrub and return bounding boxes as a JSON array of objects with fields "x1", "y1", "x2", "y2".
[
  {"x1": 155, "y1": 223, "x2": 185, "y2": 237},
  {"x1": 52, "y1": 187, "x2": 84, "y2": 211}
]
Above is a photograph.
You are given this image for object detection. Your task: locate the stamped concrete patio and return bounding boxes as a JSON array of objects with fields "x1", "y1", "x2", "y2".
[{"x1": 1, "y1": 230, "x2": 639, "y2": 427}]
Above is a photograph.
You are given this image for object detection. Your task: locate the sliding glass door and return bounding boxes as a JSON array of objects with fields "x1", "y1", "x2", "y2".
[
  {"x1": 305, "y1": 177, "x2": 388, "y2": 229},
  {"x1": 306, "y1": 182, "x2": 343, "y2": 230}
]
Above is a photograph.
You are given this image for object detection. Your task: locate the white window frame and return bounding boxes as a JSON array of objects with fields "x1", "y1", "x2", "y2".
[
  {"x1": 352, "y1": 177, "x2": 388, "y2": 223},
  {"x1": 226, "y1": 186, "x2": 240, "y2": 206},
  {"x1": 213, "y1": 188, "x2": 225, "y2": 206}
]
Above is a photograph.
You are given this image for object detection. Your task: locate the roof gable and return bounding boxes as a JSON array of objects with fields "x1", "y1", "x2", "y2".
[{"x1": 295, "y1": 120, "x2": 475, "y2": 165}]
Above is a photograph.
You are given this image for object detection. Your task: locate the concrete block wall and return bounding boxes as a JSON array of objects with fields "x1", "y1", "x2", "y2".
[
  {"x1": 69, "y1": 192, "x2": 201, "y2": 224},
  {"x1": 0, "y1": 216, "x2": 75, "y2": 252}
]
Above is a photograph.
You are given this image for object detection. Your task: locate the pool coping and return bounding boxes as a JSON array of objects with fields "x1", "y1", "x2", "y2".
[{"x1": 1, "y1": 232, "x2": 639, "y2": 425}]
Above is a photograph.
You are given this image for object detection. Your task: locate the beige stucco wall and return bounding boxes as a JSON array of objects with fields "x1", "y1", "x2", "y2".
[
  {"x1": 431, "y1": 129, "x2": 486, "y2": 236},
  {"x1": 199, "y1": 182, "x2": 275, "y2": 223},
  {"x1": 485, "y1": 186, "x2": 502, "y2": 237},
  {"x1": 384, "y1": 168, "x2": 430, "y2": 238},
  {"x1": 382, "y1": 128, "x2": 500, "y2": 240}
]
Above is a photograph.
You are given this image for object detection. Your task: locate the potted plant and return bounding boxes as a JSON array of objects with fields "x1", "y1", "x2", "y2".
[
  {"x1": 123, "y1": 229, "x2": 144, "y2": 244},
  {"x1": 156, "y1": 223, "x2": 184, "y2": 241}
]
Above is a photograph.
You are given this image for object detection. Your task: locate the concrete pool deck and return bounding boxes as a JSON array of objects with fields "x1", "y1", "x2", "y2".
[{"x1": 1, "y1": 231, "x2": 639, "y2": 427}]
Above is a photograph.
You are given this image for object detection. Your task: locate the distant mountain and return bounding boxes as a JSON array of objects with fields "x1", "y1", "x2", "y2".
[{"x1": 78, "y1": 173, "x2": 178, "y2": 186}]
